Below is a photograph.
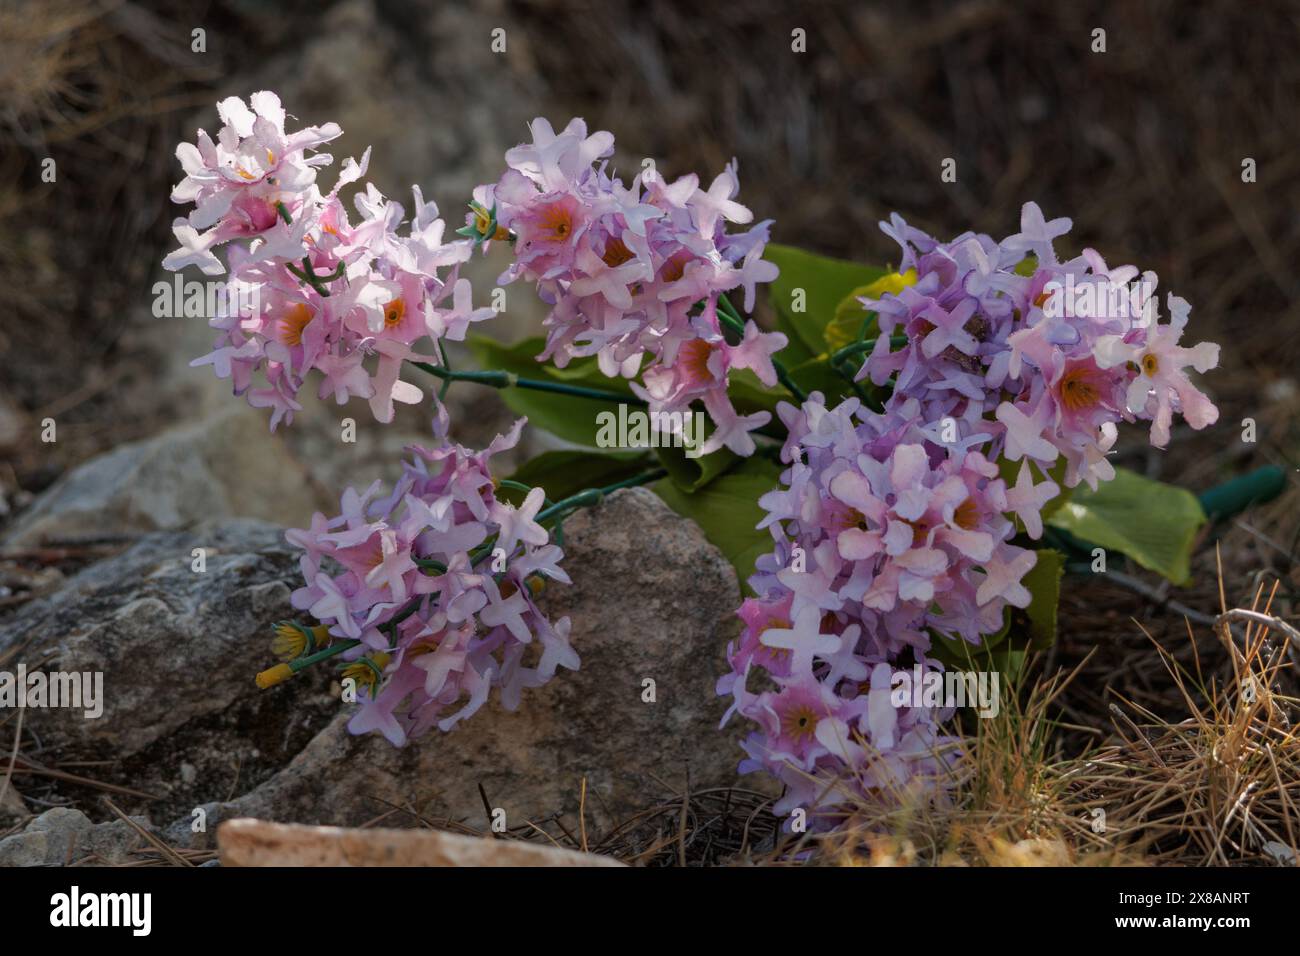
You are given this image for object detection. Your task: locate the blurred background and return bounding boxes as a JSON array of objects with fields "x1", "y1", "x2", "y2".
[{"x1": 1, "y1": 0, "x2": 1298, "y2": 736}]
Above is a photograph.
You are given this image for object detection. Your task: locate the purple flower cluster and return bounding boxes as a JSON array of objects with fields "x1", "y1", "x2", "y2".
[
  {"x1": 720, "y1": 204, "x2": 1221, "y2": 823},
  {"x1": 860, "y1": 202, "x2": 1220, "y2": 483},
  {"x1": 475, "y1": 118, "x2": 786, "y2": 456},
  {"x1": 164, "y1": 92, "x2": 494, "y2": 429},
  {"x1": 286, "y1": 419, "x2": 577, "y2": 746}
]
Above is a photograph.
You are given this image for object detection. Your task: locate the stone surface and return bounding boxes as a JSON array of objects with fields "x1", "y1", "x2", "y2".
[
  {"x1": 1, "y1": 407, "x2": 332, "y2": 548},
  {"x1": 0, "y1": 519, "x2": 338, "y2": 822},
  {"x1": 0, "y1": 807, "x2": 155, "y2": 866},
  {"x1": 1, "y1": 491, "x2": 749, "y2": 859},
  {"x1": 170, "y1": 488, "x2": 747, "y2": 846},
  {"x1": 218, "y1": 818, "x2": 624, "y2": 867}
]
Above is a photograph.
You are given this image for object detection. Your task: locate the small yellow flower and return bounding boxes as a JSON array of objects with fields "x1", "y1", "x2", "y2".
[
  {"x1": 341, "y1": 653, "x2": 391, "y2": 695},
  {"x1": 271, "y1": 622, "x2": 332, "y2": 662}
]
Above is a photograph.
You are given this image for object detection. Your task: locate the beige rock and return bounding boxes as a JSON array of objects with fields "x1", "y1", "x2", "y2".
[
  {"x1": 218, "y1": 818, "x2": 624, "y2": 867},
  {"x1": 1, "y1": 407, "x2": 332, "y2": 547},
  {"x1": 167, "y1": 488, "x2": 750, "y2": 845}
]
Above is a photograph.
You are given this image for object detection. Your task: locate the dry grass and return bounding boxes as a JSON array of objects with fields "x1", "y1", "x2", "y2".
[{"x1": 769, "y1": 564, "x2": 1300, "y2": 867}]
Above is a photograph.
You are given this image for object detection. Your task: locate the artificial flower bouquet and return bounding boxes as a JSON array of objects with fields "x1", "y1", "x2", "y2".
[{"x1": 164, "y1": 93, "x2": 1225, "y2": 829}]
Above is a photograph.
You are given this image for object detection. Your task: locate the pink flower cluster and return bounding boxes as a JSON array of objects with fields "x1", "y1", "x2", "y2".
[
  {"x1": 860, "y1": 202, "x2": 1220, "y2": 486},
  {"x1": 720, "y1": 398, "x2": 1013, "y2": 820},
  {"x1": 286, "y1": 419, "x2": 577, "y2": 746},
  {"x1": 474, "y1": 117, "x2": 787, "y2": 456},
  {"x1": 721, "y1": 204, "x2": 1221, "y2": 824},
  {"x1": 163, "y1": 92, "x2": 495, "y2": 429}
]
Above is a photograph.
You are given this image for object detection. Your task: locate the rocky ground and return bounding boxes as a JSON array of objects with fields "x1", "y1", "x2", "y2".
[
  {"x1": 0, "y1": 491, "x2": 755, "y2": 865},
  {"x1": 0, "y1": 0, "x2": 768, "y2": 866}
]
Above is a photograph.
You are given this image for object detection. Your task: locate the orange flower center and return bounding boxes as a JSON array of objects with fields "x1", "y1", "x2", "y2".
[
  {"x1": 383, "y1": 298, "x2": 406, "y2": 329},
  {"x1": 902, "y1": 517, "x2": 931, "y2": 545},
  {"x1": 601, "y1": 236, "x2": 634, "y2": 267},
  {"x1": 677, "y1": 338, "x2": 716, "y2": 383},
  {"x1": 1141, "y1": 353, "x2": 1159, "y2": 376},
  {"x1": 659, "y1": 252, "x2": 690, "y2": 283},
  {"x1": 781, "y1": 704, "x2": 821, "y2": 744},
  {"x1": 953, "y1": 497, "x2": 980, "y2": 530},
  {"x1": 1059, "y1": 365, "x2": 1102, "y2": 412},
  {"x1": 539, "y1": 202, "x2": 574, "y2": 242},
  {"x1": 278, "y1": 303, "x2": 315, "y2": 347}
]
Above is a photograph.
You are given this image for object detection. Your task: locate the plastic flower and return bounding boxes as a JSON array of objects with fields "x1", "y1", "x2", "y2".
[
  {"x1": 473, "y1": 116, "x2": 784, "y2": 455},
  {"x1": 1094, "y1": 294, "x2": 1220, "y2": 447},
  {"x1": 857, "y1": 201, "x2": 1219, "y2": 487},
  {"x1": 164, "y1": 93, "x2": 496, "y2": 429},
  {"x1": 284, "y1": 419, "x2": 577, "y2": 746}
]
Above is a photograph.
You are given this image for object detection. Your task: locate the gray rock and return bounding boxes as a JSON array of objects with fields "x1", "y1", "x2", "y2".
[
  {"x1": 1, "y1": 407, "x2": 332, "y2": 548},
  {"x1": 0, "y1": 519, "x2": 338, "y2": 823},
  {"x1": 3, "y1": 491, "x2": 749, "y2": 857},
  {"x1": 0, "y1": 807, "x2": 159, "y2": 866},
  {"x1": 167, "y1": 489, "x2": 747, "y2": 844}
]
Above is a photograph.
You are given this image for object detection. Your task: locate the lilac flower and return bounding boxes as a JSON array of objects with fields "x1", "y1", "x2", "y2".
[
  {"x1": 164, "y1": 94, "x2": 495, "y2": 430},
  {"x1": 858, "y1": 201, "x2": 1220, "y2": 488},
  {"x1": 284, "y1": 419, "x2": 577, "y2": 746},
  {"x1": 474, "y1": 117, "x2": 784, "y2": 456}
]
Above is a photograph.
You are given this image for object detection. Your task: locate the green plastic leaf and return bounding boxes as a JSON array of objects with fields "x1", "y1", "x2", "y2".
[
  {"x1": 466, "y1": 335, "x2": 636, "y2": 447},
  {"x1": 655, "y1": 442, "x2": 738, "y2": 493},
  {"x1": 503, "y1": 449, "x2": 655, "y2": 506},
  {"x1": 1017, "y1": 547, "x2": 1064, "y2": 650},
  {"x1": 1047, "y1": 467, "x2": 1206, "y2": 585},
  {"x1": 765, "y1": 244, "x2": 885, "y2": 357},
  {"x1": 651, "y1": 456, "x2": 784, "y2": 591}
]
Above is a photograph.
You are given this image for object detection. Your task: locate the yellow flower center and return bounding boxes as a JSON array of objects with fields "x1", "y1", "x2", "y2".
[
  {"x1": 781, "y1": 704, "x2": 821, "y2": 744},
  {"x1": 1141, "y1": 352, "x2": 1159, "y2": 376}
]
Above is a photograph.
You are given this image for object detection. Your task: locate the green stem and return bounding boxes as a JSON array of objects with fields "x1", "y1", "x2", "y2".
[
  {"x1": 286, "y1": 257, "x2": 345, "y2": 297},
  {"x1": 716, "y1": 294, "x2": 807, "y2": 403},
  {"x1": 536, "y1": 468, "x2": 668, "y2": 524},
  {"x1": 829, "y1": 334, "x2": 910, "y2": 367},
  {"x1": 411, "y1": 362, "x2": 646, "y2": 405},
  {"x1": 287, "y1": 638, "x2": 360, "y2": 675}
]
